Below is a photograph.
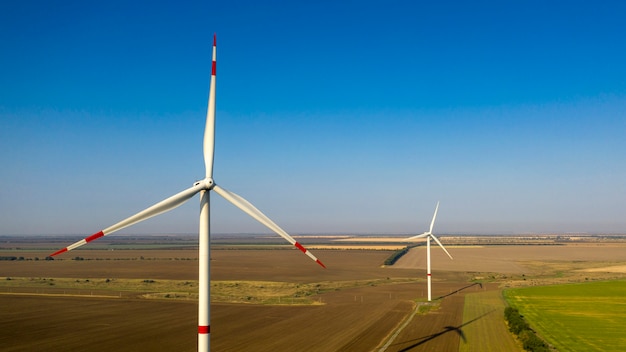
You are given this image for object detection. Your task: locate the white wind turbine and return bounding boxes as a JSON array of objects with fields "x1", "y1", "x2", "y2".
[
  {"x1": 405, "y1": 202, "x2": 452, "y2": 301},
  {"x1": 50, "y1": 35, "x2": 325, "y2": 352}
]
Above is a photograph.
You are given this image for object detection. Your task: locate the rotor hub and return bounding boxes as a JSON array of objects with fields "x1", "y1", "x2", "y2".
[{"x1": 194, "y1": 178, "x2": 215, "y2": 190}]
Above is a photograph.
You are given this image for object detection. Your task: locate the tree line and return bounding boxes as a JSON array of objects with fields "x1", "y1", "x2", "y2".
[{"x1": 504, "y1": 307, "x2": 551, "y2": 351}]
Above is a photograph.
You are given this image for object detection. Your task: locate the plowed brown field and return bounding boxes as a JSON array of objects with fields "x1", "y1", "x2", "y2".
[{"x1": 0, "y1": 294, "x2": 198, "y2": 351}]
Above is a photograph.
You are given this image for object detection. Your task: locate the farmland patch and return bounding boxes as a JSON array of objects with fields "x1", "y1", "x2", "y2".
[
  {"x1": 460, "y1": 290, "x2": 521, "y2": 352},
  {"x1": 504, "y1": 280, "x2": 626, "y2": 351}
]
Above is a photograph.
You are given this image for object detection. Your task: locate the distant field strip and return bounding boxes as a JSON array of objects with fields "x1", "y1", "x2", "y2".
[
  {"x1": 459, "y1": 290, "x2": 520, "y2": 352},
  {"x1": 0, "y1": 277, "x2": 414, "y2": 305},
  {"x1": 579, "y1": 264, "x2": 626, "y2": 273},
  {"x1": 0, "y1": 291, "x2": 118, "y2": 299},
  {"x1": 504, "y1": 280, "x2": 626, "y2": 352}
]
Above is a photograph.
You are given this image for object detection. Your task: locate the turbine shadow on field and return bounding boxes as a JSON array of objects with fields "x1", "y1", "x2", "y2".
[
  {"x1": 435, "y1": 282, "x2": 483, "y2": 300},
  {"x1": 393, "y1": 309, "x2": 495, "y2": 351}
]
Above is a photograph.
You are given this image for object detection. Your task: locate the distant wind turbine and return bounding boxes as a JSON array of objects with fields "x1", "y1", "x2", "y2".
[
  {"x1": 50, "y1": 35, "x2": 325, "y2": 352},
  {"x1": 406, "y1": 202, "x2": 452, "y2": 301}
]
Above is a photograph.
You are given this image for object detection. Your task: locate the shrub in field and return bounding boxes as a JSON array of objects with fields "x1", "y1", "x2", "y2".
[
  {"x1": 520, "y1": 330, "x2": 549, "y2": 352},
  {"x1": 504, "y1": 307, "x2": 549, "y2": 351},
  {"x1": 504, "y1": 307, "x2": 528, "y2": 334}
]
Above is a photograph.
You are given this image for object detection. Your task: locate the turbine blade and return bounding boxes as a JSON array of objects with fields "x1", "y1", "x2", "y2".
[
  {"x1": 405, "y1": 232, "x2": 429, "y2": 241},
  {"x1": 213, "y1": 184, "x2": 326, "y2": 268},
  {"x1": 429, "y1": 201, "x2": 440, "y2": 234},
  {"x1": 430, "y1": 234, "x2": 453, "y2": 260},
  {"x1": 50, "y1": 183, "x2": 205, "y2": 256},
  {"x1": 204, "y1": 34, "x2": 217, "y2": 179}
]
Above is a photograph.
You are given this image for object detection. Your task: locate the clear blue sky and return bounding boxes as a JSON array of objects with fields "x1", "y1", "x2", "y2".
[{"x1": 1, "y1": 1, "x2": 625, "y2": 236}]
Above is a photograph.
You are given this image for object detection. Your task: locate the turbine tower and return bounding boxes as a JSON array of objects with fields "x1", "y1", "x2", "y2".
[
  {"x1": 406, "y1": 202, "x2": 452, "y2": 301},
  {"x1": 50, "y1": 35, "x2": 325, "y2": 352}
]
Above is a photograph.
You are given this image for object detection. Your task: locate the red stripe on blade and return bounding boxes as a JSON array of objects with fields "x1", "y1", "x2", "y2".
[
  {"x1": 198, "y1": 325, "x2": 210, "y2": 334},
  {"x1": 294, "y1": 242, "x2": 307, "y2": 254},
  {"x1": 85, "y1": 231, "x2": 105, "y2": 243},
  {"x1": 50, "y1": 248, "x2": 68, "y2": 257},
  {"x1": 212, "y1": 61, "x2": 216, "y2": 76},
  {"x1": 316, "y1": 259, "x2": 326, "y2": 269}
]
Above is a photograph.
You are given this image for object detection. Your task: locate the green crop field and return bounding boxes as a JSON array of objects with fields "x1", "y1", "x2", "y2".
[
  {"x1": 460, "y1": 290, "x2": 520, "y2": 352},
  {"x1": 504, "y1": 280, "x2": 626, "y2": 352}
]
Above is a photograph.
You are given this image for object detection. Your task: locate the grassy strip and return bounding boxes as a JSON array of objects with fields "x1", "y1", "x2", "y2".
[
  {"x1": 504, "y1": 280, "x2": 626, "y2": 352},
  {"x1": 416, "y1": 301, "x2": 440, "y2": 314},
  {"x1": 0, "y1": 277, "x2": 197, "y2": 298},
  {"x1": 0, "y1": 276, "x2": 414, "y2": 305}
]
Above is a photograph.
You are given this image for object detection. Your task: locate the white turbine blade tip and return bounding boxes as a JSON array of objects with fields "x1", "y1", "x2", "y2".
[{"x1": 429, "y1": 202, "x2": 440, "y2": 233}]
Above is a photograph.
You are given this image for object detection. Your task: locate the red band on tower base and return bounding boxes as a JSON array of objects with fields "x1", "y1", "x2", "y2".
[{"x1": 198, "y1": 325, "x2": 210, "y2": 334}]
